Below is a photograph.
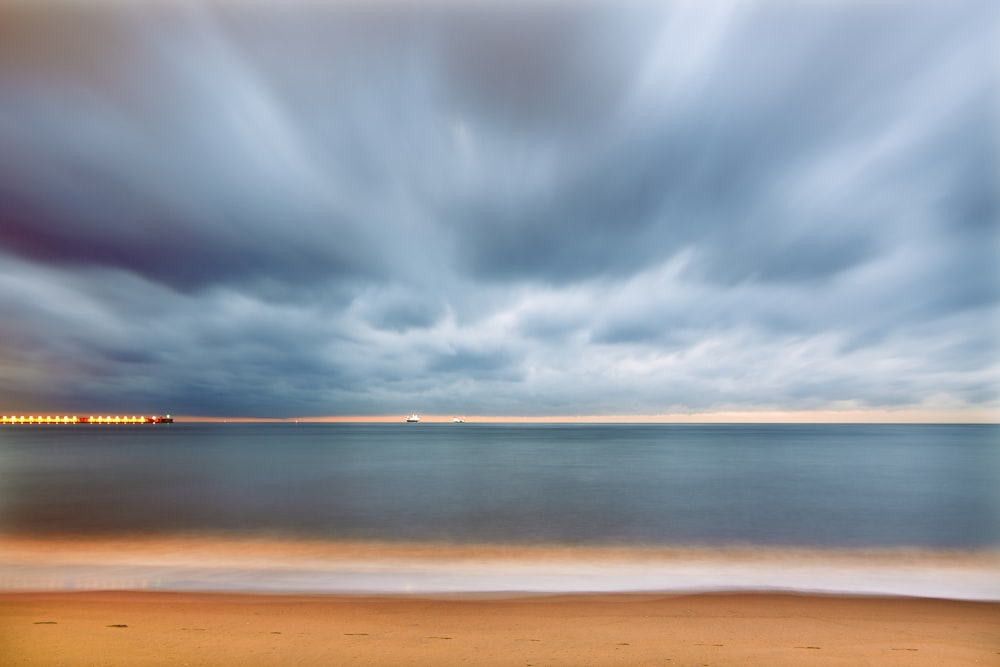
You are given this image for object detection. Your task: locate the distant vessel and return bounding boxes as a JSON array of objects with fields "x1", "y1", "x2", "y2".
[
  {"x1": 452, "y1": 417, "x2": 465, "y2": 423},
  {"x1": 405, "y1": 414, "x2": 420, "y2": 423}
]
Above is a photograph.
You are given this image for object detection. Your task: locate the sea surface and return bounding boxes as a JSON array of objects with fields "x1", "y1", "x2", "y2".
[{"x1": 1, "y1": 423, "x2": 998, "y2": 598}]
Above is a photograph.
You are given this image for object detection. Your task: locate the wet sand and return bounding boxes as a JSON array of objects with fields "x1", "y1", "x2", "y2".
[{"x1": 2, "y1": 590, "x2": 998, "y2": 666}]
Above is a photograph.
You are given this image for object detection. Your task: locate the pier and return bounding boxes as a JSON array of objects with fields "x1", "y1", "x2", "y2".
[{"x1": 1, "y1": 415, "x2": 173, "y2": 424}]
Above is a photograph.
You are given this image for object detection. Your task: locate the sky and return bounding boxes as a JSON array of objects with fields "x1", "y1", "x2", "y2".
[{"x1": 0, "y1": 0, "x2": 997, "y2": 421}]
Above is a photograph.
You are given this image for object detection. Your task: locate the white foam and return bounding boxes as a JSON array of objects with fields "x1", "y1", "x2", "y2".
[{"x1": 2, "y1": 549, "x2": 998, "y2": 600}]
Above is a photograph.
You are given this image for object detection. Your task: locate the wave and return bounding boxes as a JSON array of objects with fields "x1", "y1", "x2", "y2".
[{"x1": 2, "y1": 536, "x2": 997, "y2": 600}]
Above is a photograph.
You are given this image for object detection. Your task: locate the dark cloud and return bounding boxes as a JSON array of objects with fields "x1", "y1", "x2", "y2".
[
  {"x1": 428, "y1": 345, "x2": 520, "y2": 379},
  {"x1": 0, "y1": 0, "x2": 995, "y2": 418},
  {"x1": 365, "y1": 301, "x2": 442, "y2": 333}
]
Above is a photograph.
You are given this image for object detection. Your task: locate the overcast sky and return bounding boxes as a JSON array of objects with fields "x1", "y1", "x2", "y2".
[{"x1": 0, "y1": 0, "x2": 997, "y2": 420}]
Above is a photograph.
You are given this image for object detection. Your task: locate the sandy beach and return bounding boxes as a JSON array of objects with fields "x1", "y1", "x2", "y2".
[{"x1": 2, "y1": 590, "x2": 997, "y2": 666}]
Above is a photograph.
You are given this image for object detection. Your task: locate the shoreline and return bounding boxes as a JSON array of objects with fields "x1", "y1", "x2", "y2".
[
  {"x1": 3, "y1": 536, "x2": 998, "y2": 601},
  {"x1": 3, "y1": 589, "x2": 998, "y2": 666}
]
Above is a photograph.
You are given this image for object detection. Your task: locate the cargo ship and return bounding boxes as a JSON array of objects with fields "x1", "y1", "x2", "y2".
[{"x1": 1, "y1": 414, "x2": 173, "y2": 424}]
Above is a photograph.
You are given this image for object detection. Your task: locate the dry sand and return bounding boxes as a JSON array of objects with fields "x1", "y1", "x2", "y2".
[{"x1": 2, "y1": 590, "x2": 997, "y2": 666}]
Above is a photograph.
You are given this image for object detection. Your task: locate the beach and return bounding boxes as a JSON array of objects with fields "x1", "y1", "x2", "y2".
[
  {"x1": 3, "y1": 590, "x2": 998, "y2": 666},
  {"x1": 2, "y1": 539, "x2": 998, "y2": 666}
]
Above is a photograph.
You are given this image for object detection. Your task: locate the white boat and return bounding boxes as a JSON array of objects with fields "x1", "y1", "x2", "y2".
[
  {"x1": 405, "y1": 414, "x2": 420, "y2": 423},
  {"x1": 452, "y1": 417, "x2": 465, "y2": 423}
]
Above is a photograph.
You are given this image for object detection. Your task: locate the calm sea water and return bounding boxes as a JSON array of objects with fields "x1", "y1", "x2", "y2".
[{"x1": 1, "y1": 423, "x2": 997, "y2": 548}]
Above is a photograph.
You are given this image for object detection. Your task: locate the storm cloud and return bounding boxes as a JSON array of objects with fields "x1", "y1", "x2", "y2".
[{"x1": 0, "y1": 0, "x2": 996, "y2": 419}]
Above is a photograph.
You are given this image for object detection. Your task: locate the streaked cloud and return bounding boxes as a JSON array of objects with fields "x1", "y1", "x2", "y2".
[{"x1": 0, "y1": 0, "x2": 996, "y2": 419}]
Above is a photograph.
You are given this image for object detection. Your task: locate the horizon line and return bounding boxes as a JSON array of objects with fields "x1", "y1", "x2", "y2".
[{"x1": 172, "y1": 409, "x2": 999, "y2": 424}]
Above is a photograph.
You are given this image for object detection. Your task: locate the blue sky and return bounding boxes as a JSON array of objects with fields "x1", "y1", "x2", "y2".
[{"x1": 0, "y1": 0, "x2": 997, "y2": 420}]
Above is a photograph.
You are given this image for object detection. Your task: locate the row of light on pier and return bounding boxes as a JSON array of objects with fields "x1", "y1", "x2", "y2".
[{"x1": 1, "y1": 415, "x2": 162, "y2": 424}]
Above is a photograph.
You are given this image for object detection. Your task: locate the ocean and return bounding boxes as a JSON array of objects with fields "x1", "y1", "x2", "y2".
[{"x1": 1, "y1": 423, "x2": 998, "y2": 598}]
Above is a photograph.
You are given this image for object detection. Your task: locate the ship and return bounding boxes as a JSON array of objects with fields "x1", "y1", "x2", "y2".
[{"x1": 405, "y1": 414, "x2": 420, "y2": 423}]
